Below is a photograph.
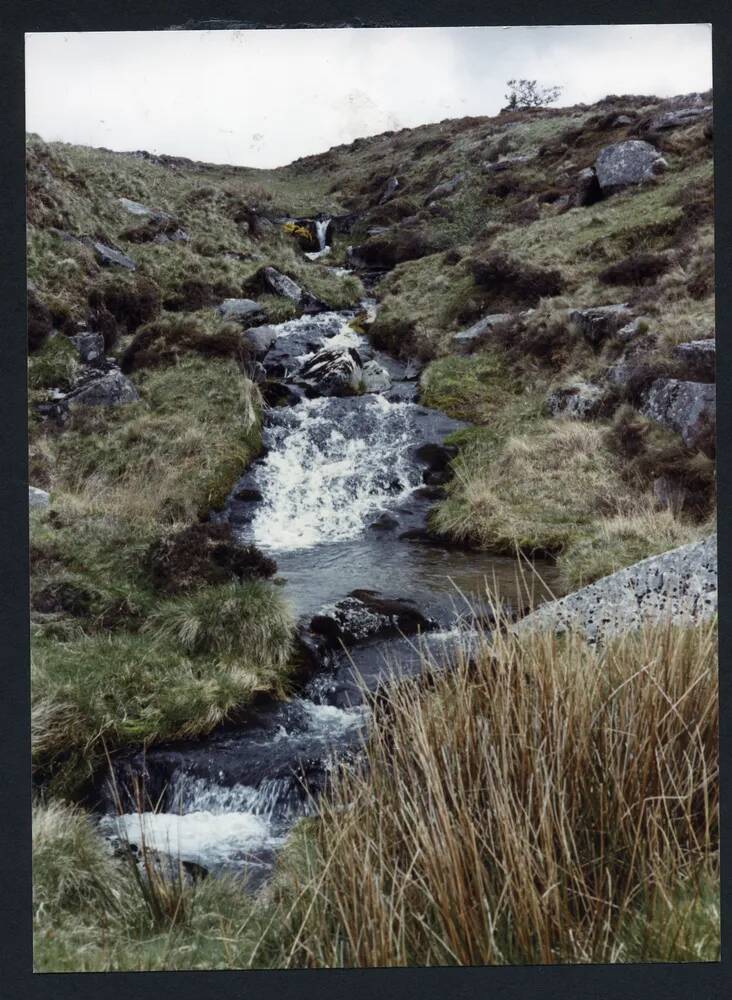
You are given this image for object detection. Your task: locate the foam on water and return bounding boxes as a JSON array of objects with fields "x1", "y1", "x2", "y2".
[
  {"x1": 250, "y1": 395, "x2": 422, "y2": 551},
  {"x1": 103, "y1": 810, "x2": 279, "y2": 865}
]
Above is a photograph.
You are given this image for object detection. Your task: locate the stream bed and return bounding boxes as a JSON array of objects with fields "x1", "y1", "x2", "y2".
[{"x1": 101, "y1": 294, "x2": 559, "y2": 884}]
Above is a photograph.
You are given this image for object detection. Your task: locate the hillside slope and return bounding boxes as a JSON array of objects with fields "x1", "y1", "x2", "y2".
[{"x1": 27, "y1": 89, "x2": 715, "y2": 793}]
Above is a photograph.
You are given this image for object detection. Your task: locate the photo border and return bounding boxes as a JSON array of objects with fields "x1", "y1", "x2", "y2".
[{"x1": 1, "y1": 2, "x2": 729, "y2": 996}]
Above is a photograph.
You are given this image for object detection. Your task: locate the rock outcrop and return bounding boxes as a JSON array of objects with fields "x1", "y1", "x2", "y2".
[
  {"x1": 641, "y1": 378, "x2": 716, "y2": 453},
  {"x1": 673, "y1": 339, "x2": 715, "y2": 382},
  {"x1": 515, "y1": 535, "x2": 717, "y2": 643},
  {"x1": 569, "y1": 304, "x2": 633, "y2": 345},
  {"x1": 594, "y1": 140, "x2": 665, "y2": 194},
  {"x1": 67, "y1": 368, "x2": 139, "y2": 408},
  {"x1": 68, "y1": 331, "x2": 105, "y2": 364},
  {"x1": 545, "y1": 381, "x2": 606, "y2": 420},
  {"x1": 91, "y1": 242, "x2": 137, "y2": 270}
]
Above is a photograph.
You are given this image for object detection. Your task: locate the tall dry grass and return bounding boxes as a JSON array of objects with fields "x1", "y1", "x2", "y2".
[{"x1": 273, "y1": 617, "x2": 719, "y2": 967}]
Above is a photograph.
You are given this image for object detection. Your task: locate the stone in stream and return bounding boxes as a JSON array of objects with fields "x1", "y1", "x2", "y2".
[
  {"x1": 243, "y1": 324, "x2": 279, "y2": 359},
  {"x1": 310, "y1": 590, "x2": 437, "y2": 647},
  {"x1": 361, "y1": 359, "x2": 391, "y2": 393},
  {"x1": 298, "y1": 346, "x2": 364, "y2": 396}
]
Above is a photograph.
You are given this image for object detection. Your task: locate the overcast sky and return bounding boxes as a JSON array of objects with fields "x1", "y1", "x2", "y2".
[{"x1": 25, "y1": 25, "x2": 712, "y2": 169}]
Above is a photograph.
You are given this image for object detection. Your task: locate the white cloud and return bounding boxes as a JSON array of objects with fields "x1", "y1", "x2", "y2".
[{"x1": 25, "y1": 25, "x2": 712, "y2": 168}]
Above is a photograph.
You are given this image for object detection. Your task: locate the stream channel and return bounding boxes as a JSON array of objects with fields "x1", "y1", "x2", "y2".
[{"x1": 101, "y1": 279, "x2": 559, "y2": 886}]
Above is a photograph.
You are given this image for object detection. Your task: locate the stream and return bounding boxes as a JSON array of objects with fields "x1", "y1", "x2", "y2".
[{"x1": 101, "y1": 281, "x2": 560, "y2": 885}]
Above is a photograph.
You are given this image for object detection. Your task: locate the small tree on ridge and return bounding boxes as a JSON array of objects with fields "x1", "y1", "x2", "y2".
[{"x1": 505, "y1": 79, "x2": 563, "y2": 110}]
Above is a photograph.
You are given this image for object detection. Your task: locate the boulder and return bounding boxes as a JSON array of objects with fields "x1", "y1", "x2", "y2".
[
  {"x1": 117, "y1": 197, "x2": 153, "y2": 216},
  {"x1": 641, "y1": 378, "x2": 715, "y2": 452},
  {"x1": 91, "y1": 242, "x2": 136, "y2": 270},
  {"x1": 378, "y1": 176, "x2": 400, "y2": 204},
  {"x1": 575, "y1": 167, "x2": 602, "y2": 207},
  {"x1": 298, "y1": 347, "x2": 363, "y2": 396},
  {"x1": 216, "y1": 298, "x2": 266, "y2": 326},
  {"x1": 361, "y1": 359, "x2": 391, "y2": 393},
  {"x1": 414, "y1": 442, "x2": 458, "y2": 477},
  {"x1": 672, "y1": 339, "x2": 715, "y2": 382},
  {"x1": 68, "y1": 331, "x2": 105, "y2": 364},
  {"x1": 261, "y1": 266, "x2": 304, "y2": 304},
  {"x1": 514, "y1": 535, "x2": 717, "y2": 644},
  {"x1": 310, "y1": 590, "x2": 436, "y2": 647},
  {"x1": 425, "y1": 173, "x2": 464, "y2": 203},
  {"x1": 452, "y1": 312, "x2": 514, "y2": 354},
  {"x1": 545, "y1": 381, "x2": 606, "y2": 420},
  {"x1": 594, "y1": 140, "x2": 665, "y2": 194},
  {"x1": 616, "y1": 317, "x2": 650, "y2": 344},
  {"x1": 569, "y1": 304, "x2": 633, "y2": 345},
  {"x1": 243, "y1": 324, "x2": 278, "y2": 359},
  {"x1": 613, "y1": 114, "x2": 634, "y2": 126},
  {"x1": 66, "y1": 368, "x2": 139, "y2": 408},
  {"x1": 29, "y1": 486, "x2": 50, "y2": 511},
  {"x1": 152, "y1": 227, "x2": 189, "y2": 245}
]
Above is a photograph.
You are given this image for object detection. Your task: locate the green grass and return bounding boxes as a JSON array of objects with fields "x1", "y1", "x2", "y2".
[{"x1": 32, "y1": 581, "x2": 294, "y2": 793}]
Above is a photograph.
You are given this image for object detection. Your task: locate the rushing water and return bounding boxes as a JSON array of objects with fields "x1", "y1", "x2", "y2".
[{"x1": 103, "y1": 296, "x2": 560, "y2": 879}]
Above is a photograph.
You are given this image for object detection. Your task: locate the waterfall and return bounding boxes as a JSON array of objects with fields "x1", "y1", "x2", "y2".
[{"x1": 315, "y1": 217, "x2": 331, "y2": 251}]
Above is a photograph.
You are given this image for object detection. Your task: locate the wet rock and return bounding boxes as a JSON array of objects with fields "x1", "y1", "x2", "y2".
[
  {"x1": 546, "y1": 381, "x2": 606, "y2": 420},
  {"x1": 369, "y1": 512, "x2": 399, "y2": 531},
  {"x1": 569, "y1": 304, "x2": 632, "y2": 346},
  {"x1": 594, "y1": 140, "x2": 665, "y2": 194},
  {"x1": 361, "y1": 359, "x2": 391, "y2": 393},
  {"x1": 425, "y1": 173, "x2": 464, "y2": 203},
  {"x1": 216, "y1": 298, "x2": 266, "y2": 326},
  {"x1": 29, "y1": 486, "x2": 50, "y2": 511},
  {"x1": 641, "y1": 378, "x2": 716, "y2": 453},
  {"x1": 243, "y1": 323, "x2": 278, "y2": 359},
  {"x1": 234, "y1": 487, "x2": 264, "y2": 502},
  {"x1": 67, "y1": 367, "x2": 139, "y2": 408},
  {"x1": 672, "y1": 339, "x2": 715, "y2": 382},
  {"x1": 515, "y1": 534, "x2": 717, "y2": 644},
  {"x1": 404, "y1": 357, "x2": 423, "y2": 380},
  {"x1": 260, "y1": 380, "x2": 305, "y2": 407},
  {"x1": 575, "y1": 167, "x2": 602, "y2": 207},
  {"x1": 415, "y1": 442, "x2": 457, "y2": 477},
  {"x1": 91, "y1": 242, "x2": 137, "y2": 270},
  {"x1": 68, "y1": 331, "x2": 105, "y2": 364},
  {"x1": 310, "y1": 590, "x2": 436, "y2": 647},
  {"x1": 384, "y1": 381, "x2": 419, "y2": 403},
  {"x1": 298, "y1": 347, "x2": 363, "y2": 397},
  {"x1": 378, "y1": 176, "x2": 400, "y2": 204}
]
